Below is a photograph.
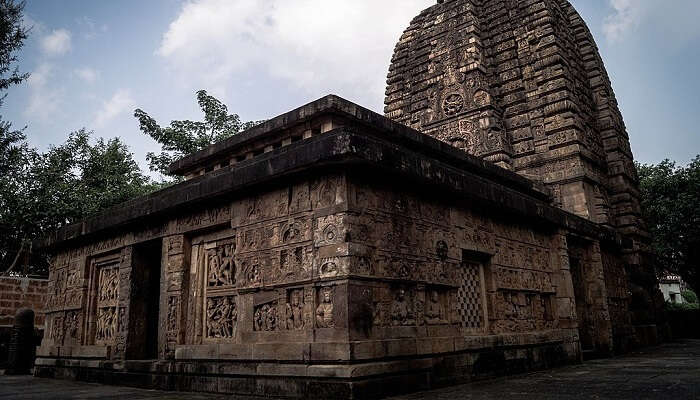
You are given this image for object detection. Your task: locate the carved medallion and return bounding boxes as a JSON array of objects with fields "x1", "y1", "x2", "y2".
[{"x1": 442, "y1": 93, "x2": 464, "y2": 116}]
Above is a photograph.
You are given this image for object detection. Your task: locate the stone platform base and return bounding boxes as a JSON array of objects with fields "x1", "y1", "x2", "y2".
[{"x1": 34, "y1": 341, "x2": 575, "y2": 399}]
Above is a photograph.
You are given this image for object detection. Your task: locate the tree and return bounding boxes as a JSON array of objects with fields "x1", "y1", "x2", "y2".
[
  {"x1": 134, "y1": 90, "x2": 260, "y2": 179},
  {"x1": 683, "y1": 290, "x2": 698, "y2": 305},
  {"x1": 637, "y1": 156, "x2": 700, "y2": 293},
  {"x1": 0, "y1": 0, "x2": 27, "y2": 94},
  {"x1": 0, "y1": 130, "x2": 156, "y2": 276},
  {"x1": 0, "y1": 0, "x2": 30, "y2": 274}
]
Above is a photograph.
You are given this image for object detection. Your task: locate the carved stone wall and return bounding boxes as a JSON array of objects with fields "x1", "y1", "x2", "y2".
[
  {"x1": 567, "y1": 237, "x2": 613, "y2": 353},
  {"x1": 179, "y1": 174, "x2": 348, "y2": 351},
  {"x1": 344, "y1": 177, "x2": 579, "y2": 357},
  {"x1": 601, "y1": 247, "x2": 634, "y2": 352}
]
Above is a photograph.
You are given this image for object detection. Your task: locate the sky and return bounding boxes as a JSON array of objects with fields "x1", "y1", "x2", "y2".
[{"x1": 3, "y1": 0, "x2": 699, "y2": 179}]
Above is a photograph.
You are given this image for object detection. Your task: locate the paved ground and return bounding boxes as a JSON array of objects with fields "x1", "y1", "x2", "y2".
[
  {"x1": 1, "y1": 340, "x2": 698, "y2": 399},
  {"x1": 390, "y1": 340, "x2": 700, "y2": 400}
]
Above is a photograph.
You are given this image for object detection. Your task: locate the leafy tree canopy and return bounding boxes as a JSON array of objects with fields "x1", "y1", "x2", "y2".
[
  {"x1": 682, "y1": 290, "x2": 698, "y2": 305},
  {"x1": 0, "y1": 0, "x2": 27, "y2": 95},
  {"x1": 134, "y1": 90, "x2": 261, "y2": 179},
  {"x1": 0, "y1": 129, "x2": 156, "y2": 276},
  {"x1": 638, "y1": 156, "x2": 700, "y2": 293}
]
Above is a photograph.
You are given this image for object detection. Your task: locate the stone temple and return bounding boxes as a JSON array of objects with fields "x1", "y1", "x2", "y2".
[{"x1": 34, "y1": 0, "x2": 664, "y2": 398}]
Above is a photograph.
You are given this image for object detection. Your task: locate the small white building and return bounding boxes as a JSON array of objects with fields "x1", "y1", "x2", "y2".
[{"x1": 659, "y1": 274, "x2": 685, "y2": 304}]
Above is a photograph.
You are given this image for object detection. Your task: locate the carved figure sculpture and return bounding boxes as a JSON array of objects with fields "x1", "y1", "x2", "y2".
[
  {"x1": 207, "y1": 249, "x2": 220, "y2": 286},
  {"x1": 286, "y1": 290, "x2": 304, "y2": 330},
  {"x1": 254, "y1": 302, "x2": 278, "y2": 332},
  {"x1": 208, "y1": 244, "x2": 236, "y2": 287},
  {"x1": 316, "y1": 287, "x2": 334, "y2": 328},
  {"x1": 425, "y1": 290, "x2": 445, "y2": 325},
  {"x1": 206, "y1": 298, "x2": 218, "y2": 338},
  {"x1": 206, "y1": 296, "x2": 237, "y2": 338},
  {"x1": 391, "y1": 288, "x2": 415, "y2": 326}
]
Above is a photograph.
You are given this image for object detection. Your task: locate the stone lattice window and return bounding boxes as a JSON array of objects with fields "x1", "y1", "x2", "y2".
[{"x1": 456, "y1": 261, "x2": 487, "y2": 334}]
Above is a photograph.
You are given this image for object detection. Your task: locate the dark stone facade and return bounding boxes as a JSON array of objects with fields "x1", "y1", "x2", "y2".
[{"x1": 34, "y1": 1, "x2": 661, "y2": 398}]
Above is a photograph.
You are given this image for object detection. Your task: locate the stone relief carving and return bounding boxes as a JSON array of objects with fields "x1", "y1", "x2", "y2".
[
  {"x1": 254, "y1": 301, "x2": 278, "y2": 332},
  {"x1": 319, "y1": 258, "x2": 339, "y2": 278},
  {"x1": 442, "y1": 93, "x2": 464, "y2": 116},
  {"x1": 96, "y1": 307, "x2": 118, "y2": 342},
  {"x1": 207, "y1": 242, "x2": 236, "y2": 287},
  {"x1": 50, "y1": 314, "x2": 64, "y2": 343},
  {"x1": 391, "y1": 288, "x2": 416, "y2": 326},
  {"x1": 281, "y1": 221, "x2": 304, "y2": 243},
  {"x1": 494, "y1": 267, "x2": 554, "y2": 293},
  {"x1": 118, "y1": 307, "x2": 127, "y2": 333},
  {"x1": 167, "y1": 296, "x2": 179, "y2": 333},
  {"x1": 240, "y1": 257, "x2": 263, "y2": 287},
  {"x1": 436, "y1": 240, "x2": 449, "y2": 260},
  {"x1": 316, "y1": 287, "x2": 335, "y2": 328},
  {"x1": 315, "y1": 179, "x2": 338, "y2": 209},
  {"x1": 280, "y1": 247, "x2": 304, "y2": 278},
  {"x1": 98, "y1": 267, "x2": 119, "y2": 302},
  {"x1": 64, "y1": 289, "x2": 84, "y2": 310},
  {"x1": 285, "y1": 289, "x2": 305, "y2": 330},
  {"x1": 206, "y1": 296, "x2": 237, "y2": 339},
  {"x1": 424, "y1": 289, "x2": 447, "y2": 325},
  {"x1": 95, "y1": 262, "x2": 120, "y2": 343},
  {"x1": 65, "y1": 310, "x2": 80, "y2": 339}
]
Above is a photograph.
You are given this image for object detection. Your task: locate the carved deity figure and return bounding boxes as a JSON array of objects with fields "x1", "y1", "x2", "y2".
[
  {"x1": 66, "y1": 311, "x2": 79, "y2": 338},
  {"x1": 316, "y1": 287, "x2": 334, "y2": 328},
  {"x1": 254, "y1": 303, "x2": 277, "y2": 332},
  {"x1": 98, "y1": 268, "x2": 118, "y2": 302},
  {"x1": 208, "y1": 245, "x2": 235, "y2": 287},
  {"x1": 206, "y1": 298, "x2": 219, "y2": 338},
  {"x1": 425, "y1": 290, "x2": 445, "y2": 325},
  {"x1": 219, "y1": 297, "x2": 233, "y2": 337},
  {"x1": 286, "y1": 290, "x2": 304, "y2": 330},
  {"x1": 207, "y1": 249, "x2": 221, "y2": 286},
  {"x1": 391, "y1": 289, "x2": 415, "y2": 326},
  {"x1": 220, "y1": 244, "x2": 235, "y2": 285},
  {"x1": 96, "y1": 307, "x2": 116, "y2": 341},
  {"x1": 206, "y1": 296, "x2": 237, "y2": 338}
]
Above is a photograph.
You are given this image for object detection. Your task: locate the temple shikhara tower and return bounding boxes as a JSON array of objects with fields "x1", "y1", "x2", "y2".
[{"x1": 35, "y1": 1, "x2": 663, "y2": 398}]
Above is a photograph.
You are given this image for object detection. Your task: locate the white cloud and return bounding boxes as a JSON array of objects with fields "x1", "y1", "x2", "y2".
[
  {"x1": 40, "y1": 28, "x2": 72, "y2": 56},
  {"x1": 601, "y1": 0, "x2": 700, "y2": 45},
  {"x1": 27, "y1": 62, "x2": 52, "y2": 87},
  {"x1": 94, "y1": 89, "x2": 135, "y2": 128},
  {"x1": 602, "y1": 0, "x2": 641, "y2": 42},
  {"x1": 158, "y1": 0, "x2": 433, "y2": 111},
  {"x1": 25, "y1": 63, "x2": 63, "y2": 121},
  {"x1": 76, "y1": 16, "x2": 108, "y2": 40},
  {"x1": 74, "y1": 67, "x2": 100, "y2": 83}
]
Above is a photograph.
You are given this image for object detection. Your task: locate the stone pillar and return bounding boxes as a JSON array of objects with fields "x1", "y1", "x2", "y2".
[
  {"x1": 552, "y1": 231, "x2": 580, "y2": 360},
  {"x1": 5, "y1": 308, "x2": 35, "y2": 375},
  {"x1": 160, "y1": 235, "x2": 190, "y2": 359},
  {"x1": 588, "y1": 241, "x2": 614, "y2": 354},
  {"x1": 114, "y1": 246, "x2": 132, "y2": 360}
]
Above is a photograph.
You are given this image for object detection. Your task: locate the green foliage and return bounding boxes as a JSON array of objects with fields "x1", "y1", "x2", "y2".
[
  {"x1": 665, "y1": 301, "x2": 700, "y2": 311},
  {"x1": 683, "y1": 290, "x2": 699, "y2": 304},
  {"x1": 134, "y1": 90, "x2": 261, "y2": 179},
  {"x1": 0, "y1": 0, "x2": 28, "y2": 95},
  {"x1": 0, "y1": 130, "x2": 155, "y2": 276},
  {"x1": 637, "y1": 156, "x2": 700, "y2": 293}
]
